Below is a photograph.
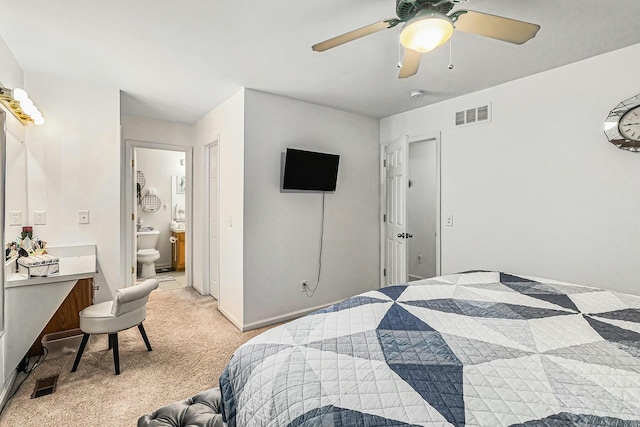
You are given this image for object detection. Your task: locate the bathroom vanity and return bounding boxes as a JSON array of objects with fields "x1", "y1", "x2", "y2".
[{"x1": 171, "y1": 230, "x2": 185, "y2": 271}]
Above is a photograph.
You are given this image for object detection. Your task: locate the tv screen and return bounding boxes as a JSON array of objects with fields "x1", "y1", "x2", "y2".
[{"x1": 282, "y1": 148, "x2": 340, "y2": 192}]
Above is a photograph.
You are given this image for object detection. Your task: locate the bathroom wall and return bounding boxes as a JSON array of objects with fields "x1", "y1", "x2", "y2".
[{"x1": 135, "y1": 147, "x2": 186, "y2": 269}]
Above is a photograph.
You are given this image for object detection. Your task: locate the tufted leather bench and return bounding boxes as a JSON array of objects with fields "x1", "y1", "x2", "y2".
[{"x1": 137, "y1": 387, "x2": 224, "y2": 427}]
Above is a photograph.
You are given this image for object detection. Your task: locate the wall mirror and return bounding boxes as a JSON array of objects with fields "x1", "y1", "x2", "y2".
[
  {"x1": 3, "y1": 122, "x2": 27, "y2": 263},
  {"x1": 171, "y1": 175, "x2": 186, "y2": 224}
]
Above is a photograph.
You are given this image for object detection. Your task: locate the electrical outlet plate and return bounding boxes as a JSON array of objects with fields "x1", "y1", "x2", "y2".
[
  {"x1": 446, "y1": 215, "x2": 454, "y2": 227},
  {"x1": 34, "y1": 211, "x2": 46, "y2": 225},
  {"x1": 300, "y1": 280, "x2": 307, "y2": 292}
]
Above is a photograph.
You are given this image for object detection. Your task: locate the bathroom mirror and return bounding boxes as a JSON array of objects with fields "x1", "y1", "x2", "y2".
[{"x1": 171, "y1": 175, "x2": 186, "y2": 224}]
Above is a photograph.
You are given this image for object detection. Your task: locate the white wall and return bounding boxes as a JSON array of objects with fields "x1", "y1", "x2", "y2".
[
  {"x1": 24, "y1": 71, "x2": 121, "y2": 301},
  {"x1": 134, "y1": 148, "x2": 185, "y2": 268},
  {"x1": 0, "y1": 37, "x2": 23, "y2": 93},
  {"x1": 121, "y1": 114, "x2": 193, "y2": 147},
  {"x1": 242, "y1": 90, "x2": 380, "y2": 327},
  {"x1": 193, "y1": 90, "x2": 245, "y2": 326},
  {"x1": 381, "y1": 43, "x2": 640, "y2": 294}
]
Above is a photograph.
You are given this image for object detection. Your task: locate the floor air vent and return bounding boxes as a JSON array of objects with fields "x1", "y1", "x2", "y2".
[
  {"x1": 455, "y1": 104, "x2": 491, "y2": 127},
  {"x1": 31, "y1": 375, "x2": 58, "y2": 398}
]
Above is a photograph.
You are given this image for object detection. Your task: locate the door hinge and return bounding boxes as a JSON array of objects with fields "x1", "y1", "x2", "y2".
[
  {"x1": 131, "y1": 159, "x2": 135, "y2": 167},
  {"x1": 131, "y1": 267, "x2": 135, "y2": 274},
  {"x1": 383, "y1": 159, "x2": 387, "y2": 168},
  {"x1": 383, "y1": 214, "x2": 386, "y2": 222},
  {"x1": 383, "y1": 268, "x2": 387, "y2": 277},
  {"x1": 131, "y1": 213, "x2": 134, "y2": 220}
]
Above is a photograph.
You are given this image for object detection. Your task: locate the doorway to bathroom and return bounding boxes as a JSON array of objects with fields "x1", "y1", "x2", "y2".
[{"x1": 124, "y1": 140, "x2": 193, "y2": 289}]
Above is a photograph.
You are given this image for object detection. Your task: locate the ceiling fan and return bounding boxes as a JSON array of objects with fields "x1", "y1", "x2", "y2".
[{"x1": 312, "y1": 0, "x2": 540, "y2": 79}]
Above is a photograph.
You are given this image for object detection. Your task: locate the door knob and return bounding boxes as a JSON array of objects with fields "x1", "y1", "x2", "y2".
[
  {"x1": 397, "y1": 233, "x2": 405, "y2": 238},
  {"x1": 406, "y1": 233, "x2": 413, "y2": 238}
]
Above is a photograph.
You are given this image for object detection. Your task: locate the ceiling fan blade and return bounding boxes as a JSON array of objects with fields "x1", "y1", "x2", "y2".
[
  {"x1": 312, "y1": 20, "x2": 397, "y2": 52},
  {"x1": 398, "y1": 48, "x2": 421, "y2": 79},
  {"x1": 454, "y1": 10, "x2": 540, "y2": 45}
]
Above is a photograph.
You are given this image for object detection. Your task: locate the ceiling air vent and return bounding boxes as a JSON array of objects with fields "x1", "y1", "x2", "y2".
[{"x1": 455, "y1": 103, "x2": 492, "y2": 127}]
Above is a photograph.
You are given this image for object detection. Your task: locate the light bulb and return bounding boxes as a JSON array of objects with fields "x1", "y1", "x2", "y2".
[
  {"x1": 33, "y1": 115, "x2": 45, "y2": 126},
  {"x1": 20, "y1": 98, "x2": 34, "y2": 115},
  {"x1": 12, "y1": 87, "x2": 28, "y2": 102}
]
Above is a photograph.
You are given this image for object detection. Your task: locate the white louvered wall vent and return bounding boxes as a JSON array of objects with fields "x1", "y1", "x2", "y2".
[{"x1": 455, "y1": 103, "x2": 491, "y2": 127}]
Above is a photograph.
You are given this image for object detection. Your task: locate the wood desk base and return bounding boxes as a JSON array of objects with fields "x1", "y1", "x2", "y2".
[{"x1": 28, "y1": 278, "x2": 94, "y2": 357}]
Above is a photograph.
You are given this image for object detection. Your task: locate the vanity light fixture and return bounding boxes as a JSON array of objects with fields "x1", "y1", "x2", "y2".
[{"x1": 0, "y1": 83, "x2": 45, "y2": 125}]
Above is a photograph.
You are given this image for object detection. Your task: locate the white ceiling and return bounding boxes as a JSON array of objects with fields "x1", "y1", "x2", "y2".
[{"x1": 2, "y1": 0, "x2": 640, "y2": 124}]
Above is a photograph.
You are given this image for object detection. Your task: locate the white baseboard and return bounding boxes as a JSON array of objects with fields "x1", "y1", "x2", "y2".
[
  {"x1": 241, "y1": 299, "x2": 344, "y2": 332},
  {"x1": 0, "y1": 369, "x2": 18, "y2": 411},
  {"x1": 217, "y1": 304, "x2": 243, "y2": 331}
]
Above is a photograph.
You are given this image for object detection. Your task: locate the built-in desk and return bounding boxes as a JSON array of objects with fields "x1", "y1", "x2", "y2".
[
  {"x1": 4, "y1": 245, "x2": 96, "y2": 375},
  {"x1": 5, "y1": 244, "x2": 96, "y2": 288}
]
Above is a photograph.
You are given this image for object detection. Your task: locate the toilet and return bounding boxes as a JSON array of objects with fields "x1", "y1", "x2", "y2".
[{"x1": 137, "y1": 229, "x2": 161, "y2": 278}]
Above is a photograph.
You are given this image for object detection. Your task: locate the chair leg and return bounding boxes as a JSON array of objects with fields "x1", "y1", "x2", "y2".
[
  {"x1": 71, "y1": 333, "x2": 90, "y2": 372},
  {"x1": 108, "y1": 334, "x2": 113, "y2": 350},
  {"x1": 110, "y1": 333, "x2": 120, "y2": 375},
  {"x1": 138, "y1": 323, "x2": 153, "y2": 352}
]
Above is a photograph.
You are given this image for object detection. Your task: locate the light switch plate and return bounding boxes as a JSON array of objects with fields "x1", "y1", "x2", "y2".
[
  {"x1": 34, "y1": 211, "x2": 46, "y2": 225},
  {"x1": 9, "y1": 211, "x2": 22, "y2": 226},
  {"x1": 79, "y1": 210, "x2": 90, "y2": 224}
]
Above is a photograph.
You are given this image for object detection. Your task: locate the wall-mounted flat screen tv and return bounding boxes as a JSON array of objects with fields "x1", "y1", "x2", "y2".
[{"x1": 282, "y1": 148, "x2": 340, "y2": 192}]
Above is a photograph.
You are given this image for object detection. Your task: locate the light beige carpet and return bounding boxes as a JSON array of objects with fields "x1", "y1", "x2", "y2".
[{"x1": 0, "y1": 287, "x2": 276, "y2": 426}]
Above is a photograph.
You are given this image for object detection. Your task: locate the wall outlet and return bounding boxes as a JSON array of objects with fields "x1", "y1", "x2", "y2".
[
  {"x1": 9, "y1": 211, "x2": 22, "y2": 226},
  {"x1": 300, "y1": 280, "x2": 308, "y2": 292},
  {"x1": 445, "y1": 215, "x2": 454, "y2": 227},
  {"x1": 34, "y1": 211, "x2": 46, "y2": 225},
  {"x1": 79, "y1": 210, "x2": 90, "y2": 224}
]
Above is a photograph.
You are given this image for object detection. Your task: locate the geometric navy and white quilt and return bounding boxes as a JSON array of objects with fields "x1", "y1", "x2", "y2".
[{"x1": 219, "y1": 271, "x2": 640, "y2": 426}]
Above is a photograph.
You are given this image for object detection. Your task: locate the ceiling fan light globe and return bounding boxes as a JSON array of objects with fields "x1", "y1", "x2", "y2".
[{"x1": 400, "y1": 14, "x2": 454, "y2": 53}]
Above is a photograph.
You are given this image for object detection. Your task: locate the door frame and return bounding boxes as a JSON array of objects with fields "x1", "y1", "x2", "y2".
[
  {"x1": 123, "y1": 139, "x2": 193, "y2": 287},
  {"x1": 380, "y1": 133, "x2": 442, "y2": 287},
  {"x1": 203, "y1": 138, "x2": 220, "y2": 299}
]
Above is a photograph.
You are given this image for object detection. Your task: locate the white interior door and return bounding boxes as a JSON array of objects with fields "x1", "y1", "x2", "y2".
[
  {"x1": 209, "y1": 143, "x2": 219, "y2": 299},
  {"x1": 384, "y1": 138, "x2": 408, "y2": 286}
]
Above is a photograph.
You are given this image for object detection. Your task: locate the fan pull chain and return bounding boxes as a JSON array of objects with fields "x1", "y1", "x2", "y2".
[{"x1": 448, "y1": 35, "x2": 454, "y2": 70}]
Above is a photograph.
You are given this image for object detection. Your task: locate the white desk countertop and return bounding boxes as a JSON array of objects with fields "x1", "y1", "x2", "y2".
[{"x1": 4, "y1": 244, "x2": 97, "y2": 288}]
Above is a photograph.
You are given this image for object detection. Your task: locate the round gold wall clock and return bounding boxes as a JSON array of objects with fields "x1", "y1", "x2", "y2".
[{"x1": 604, "y1": 93, "x2": 640, "y2": 152}]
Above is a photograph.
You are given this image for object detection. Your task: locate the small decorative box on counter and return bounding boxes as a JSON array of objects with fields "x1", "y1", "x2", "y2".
[{"x1": 17, "y1": 254, "x2": 60, "y2": 278}]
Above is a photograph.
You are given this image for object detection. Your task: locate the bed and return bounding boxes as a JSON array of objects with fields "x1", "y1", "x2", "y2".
[{"x1": 219, "y1": 271, "x2": 640, "y2": 426}]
